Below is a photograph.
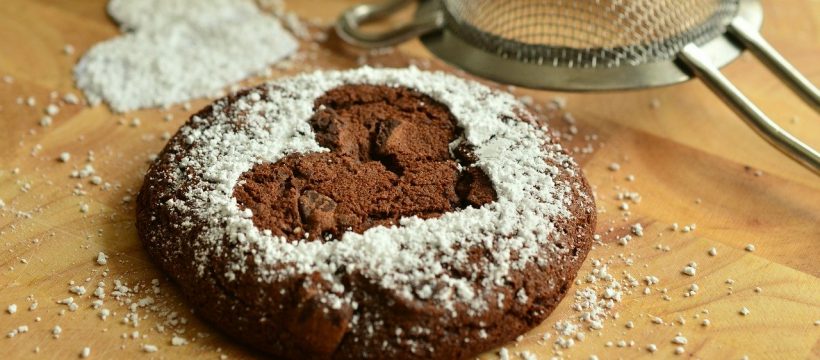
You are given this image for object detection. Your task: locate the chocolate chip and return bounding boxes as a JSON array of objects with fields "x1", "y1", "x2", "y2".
[
  {"x1": 374, "y1": 118, "x2": 405, "y2": 157},
  {"x1": 299, "y1": 190, "x2": 337, "y2": 237},
  {"x1": 285, "y1": 274, "x2": 352, "y2": 355},
  {"x1": 334, "y1": 211, "x2": 359, "y2": 229},
  {"x1": 452, "y1": 141, "x2": 479, "y2": 164},
  {"x1": 457, "y1": 167, "x2": 497, "y2": 207}
]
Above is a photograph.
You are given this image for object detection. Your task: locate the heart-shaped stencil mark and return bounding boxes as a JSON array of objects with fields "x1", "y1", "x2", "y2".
[{"x1": 233, "y1": 84, "x2": 496, "y2": 241}]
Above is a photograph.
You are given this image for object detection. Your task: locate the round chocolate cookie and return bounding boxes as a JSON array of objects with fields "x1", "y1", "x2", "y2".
[{"x1": 137, "y1": 67, "x2": 596, "y2": 359}]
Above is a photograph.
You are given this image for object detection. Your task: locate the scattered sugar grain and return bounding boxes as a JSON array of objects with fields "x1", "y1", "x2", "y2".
[
  {"x1": 498, "y1": 348, "x2": 509, "y2": 360},
  {"x1": 40, "y1": 116, "x2": 53, "y2": 127},
  {"x1": 96, "y1": 252, "x2": 108, "y2": 265},
  {"x1": 45, "y1": 104, "x2": 60, "y2": 116},
  {"x1": 63, "y1": 93, "x2": 80, "y2": 104},
  {"x1": 631, "y1": 223, "x2": 644, "y2": 236}
]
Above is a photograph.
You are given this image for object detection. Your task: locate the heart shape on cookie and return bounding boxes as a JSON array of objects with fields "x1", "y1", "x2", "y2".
[{"x1": 233, "y1": 84, "x2": 496, "y2": 242}]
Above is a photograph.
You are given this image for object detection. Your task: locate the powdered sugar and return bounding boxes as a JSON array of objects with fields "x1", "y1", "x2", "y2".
[
  {"x1": 75, "y1": 0, "x2": 298, "y2": 112},
  {"x1": 150, "y1": 67, "x2": 581, "y2": 315}
]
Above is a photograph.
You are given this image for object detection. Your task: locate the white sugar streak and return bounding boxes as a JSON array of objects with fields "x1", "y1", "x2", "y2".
[
  {"x1": 160, "y1": 67, "x2": 577, "y2": 313},
  {"x1": 75, "y1": 0, "x2": 297, "y2": 112}
]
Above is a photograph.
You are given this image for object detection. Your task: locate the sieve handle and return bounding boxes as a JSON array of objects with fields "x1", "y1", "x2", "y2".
[
  {"x1": 728, "y1": 18, "x2": 820, "y2": 111},
  {"x1": 335, "y1": 0, "x2": 444, "y2": 48},
  {"x1": 679, "y1": 44, "x2": 820, "y2": 175}
]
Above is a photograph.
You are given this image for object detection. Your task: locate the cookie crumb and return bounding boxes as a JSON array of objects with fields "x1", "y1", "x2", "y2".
[{"x1": 7, "y1": 304, "x2": 17, "y2": 314}]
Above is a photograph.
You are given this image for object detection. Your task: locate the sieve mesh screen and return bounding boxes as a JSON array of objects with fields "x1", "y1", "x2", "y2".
[{"x1": 442, "y1": 0, "x2": 739, "y2": 67}]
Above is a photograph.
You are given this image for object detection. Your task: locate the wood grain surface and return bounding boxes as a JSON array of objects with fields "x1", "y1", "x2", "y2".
[{"x1": 1, "y1": 0, "x2": 818, "y2": 359}]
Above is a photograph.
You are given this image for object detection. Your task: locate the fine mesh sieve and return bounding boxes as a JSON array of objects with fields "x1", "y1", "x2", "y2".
[
  {"x1": 336, "y1": 0, "x2": 820, "y2": 174},
  {"x1": 440, "y1": 0, "x2": 739, "y2": 68}
]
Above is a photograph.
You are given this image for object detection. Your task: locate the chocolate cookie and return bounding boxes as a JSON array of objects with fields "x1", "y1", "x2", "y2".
[{"x1": 137, "y1": 67, "x2": 596, "y2": 359}]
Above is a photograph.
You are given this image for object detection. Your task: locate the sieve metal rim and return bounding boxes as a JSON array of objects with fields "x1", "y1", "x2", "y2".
[
  {"x1": 418, "y1": 0, "x2": 763, "y2": 91},
  {"x1": 439, "y1": 0, "x2": 738, "y2": 70}
]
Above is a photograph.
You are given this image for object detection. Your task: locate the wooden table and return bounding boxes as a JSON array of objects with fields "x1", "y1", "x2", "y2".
[{"x1": 1, "y1": 1, "x2": 818, "y2": 358}]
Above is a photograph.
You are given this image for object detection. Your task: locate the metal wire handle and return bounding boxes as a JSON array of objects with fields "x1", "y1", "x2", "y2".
[
  {"x1": 335, "y1": 0, "x2": 443, "y2": 48},
  {"x1": 679, "y1": 19, "x2": 820, "y2": 174}
]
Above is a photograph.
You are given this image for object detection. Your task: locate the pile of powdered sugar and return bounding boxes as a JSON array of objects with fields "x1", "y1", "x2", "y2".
[
  {"x1": 74, "y1": 0, "x2": 298, "y2": 112},
  {"x1": 154, "y1": 67, "x2": 583, "y2": 314}
]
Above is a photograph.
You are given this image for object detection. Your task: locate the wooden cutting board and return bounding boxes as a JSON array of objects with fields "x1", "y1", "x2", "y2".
[{"x1": 1, "y1": 0, "x2": 818, "y2": 359}]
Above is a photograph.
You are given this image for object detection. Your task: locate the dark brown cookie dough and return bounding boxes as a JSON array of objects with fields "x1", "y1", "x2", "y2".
[{"x1": 137, "y1": 73, "x2": 596, "y2": 360}]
